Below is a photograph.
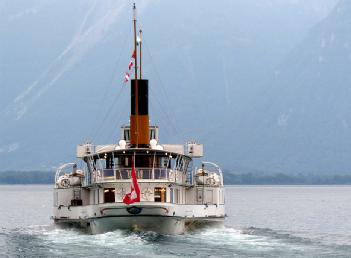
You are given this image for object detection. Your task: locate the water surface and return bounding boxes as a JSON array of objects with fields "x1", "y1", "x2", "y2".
[{"x1": 1, "y1": 185, "x2": 350, "y2": 257}]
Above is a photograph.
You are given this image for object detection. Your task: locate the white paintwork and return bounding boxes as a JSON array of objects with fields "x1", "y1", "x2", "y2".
[
  {"x1": 76, "y1": 144, "x2": 94, "y2": 158},
  {"x1": 161, "y1": 144, "x2": 185, "y2": 155},
  {"x1": 95, "y1": 145, "x2": 117, "y2": 153},
  {"x1": 186, "y1": 143, "x2": 204, "y2": 157},
  {"x1": 54, "y1": 200, "x2": 225, "y2": 234}
]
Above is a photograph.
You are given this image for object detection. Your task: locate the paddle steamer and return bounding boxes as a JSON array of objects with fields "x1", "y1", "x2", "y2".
[{"x1": 53, "y1": 4, "x2": 225, "y2": 234}]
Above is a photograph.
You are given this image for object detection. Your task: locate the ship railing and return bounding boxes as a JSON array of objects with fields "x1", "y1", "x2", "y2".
[
  {"x1": 55, "y1": 163, "x2": 77, "y2": 183},
  {"x1": 202, "y1": 161, "x2": 223, "y2": 186},
  {"x1": 194, "y1": 161, "x2": 224, "y2": 186},
  {"x1": 93, "y1": 167, "x2": 184, "y2": 183}
]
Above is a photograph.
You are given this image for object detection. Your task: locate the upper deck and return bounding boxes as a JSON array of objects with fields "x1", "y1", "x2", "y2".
[
  {"x1": 54, "y1": 124, "x2": 222, "y2": 189},
  {"x1": 81, "y1": 148, "x2": 194, "y2": 186}
]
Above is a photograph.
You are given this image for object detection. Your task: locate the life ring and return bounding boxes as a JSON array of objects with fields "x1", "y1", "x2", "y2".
[
  {"x1": 60, "y1": 178, "x2": 70, "y2": 188},
  {"x1": 206, "y1": 177, "x2": 216, "y2": 186},
  {"x1": 141, "y1": 188, "x2": 153, "y2": 201}
]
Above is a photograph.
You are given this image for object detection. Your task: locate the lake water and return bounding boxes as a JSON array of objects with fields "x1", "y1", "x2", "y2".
[{"x1": 0, "y1": 185, "x2": 351, "y2": 257}]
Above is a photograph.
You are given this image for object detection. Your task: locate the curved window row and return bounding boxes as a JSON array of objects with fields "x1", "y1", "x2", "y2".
[{"x1": 84, "y1": 152, "x2": 192, "y2": 185}]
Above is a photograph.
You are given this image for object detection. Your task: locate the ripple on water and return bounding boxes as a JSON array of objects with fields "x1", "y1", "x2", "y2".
[{"x1": 1, "y1": 225, "x2": 351, "y2": 258}]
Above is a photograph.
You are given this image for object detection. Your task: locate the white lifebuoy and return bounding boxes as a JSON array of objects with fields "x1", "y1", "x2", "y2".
[
  {"x1": 206, "y1": 177, "x2": 216, "y2": 186},
  {"x1": 60, "y1": 178, "x2": 70, "y2": 188},
  {"x1": 141, "y1": 188, "x2": 153, "y2": 201}
]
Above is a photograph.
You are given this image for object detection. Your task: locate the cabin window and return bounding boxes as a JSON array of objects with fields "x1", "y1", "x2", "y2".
[
  {"x1": 104, "y1": 188, "x2": 115, "y2": 203},
  {"x1": 124, "y1": 129, "x2": 130, "y2": 141},
  {"x1": 135, "y1": 155, "x2": 151, "y2": 168},
  {"x1": 71, "y1": 189, "x2": 83, "y2": 206},
  {"x1": 162, "y1": 157, "x2": 171, "y2": 169},
  {"x1": 114, "y1": 156, "x2": 119, "y2": 168},
  {"x1": 162, "y1": 158, "x2": 167, "y2": 168},
  {"x1": 154, "y1": 169, "x2": 167, "y2": 179},
  {"x1": 103, "y1": 169, "x2": 114, "y2": 180},
  {"x1": 105, "y1": 154, "x2": 114, "y2": 169},
  {"x1": 137, "y1": 169, "x2": 152, "y2": 179},
  {"x1": 154, "y1": 187, "x2": 166, "y2": 202},
  {"x1": 73, "y1": 189, "x2": 81, "y2": 200},
  {"x1": 167, "y1": 158, "x2": 172, "y2": 168},
  {"x1": 118, "y1": 156, "x2": 132, "y2": 171},
  {"x1": 150, "y1": 128, "x2": 156, "y2": 140}
]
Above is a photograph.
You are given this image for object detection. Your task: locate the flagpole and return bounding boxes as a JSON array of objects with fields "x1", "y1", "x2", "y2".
[{"x1": 133, "y1": 3, "x2": 139, "y2": 147}]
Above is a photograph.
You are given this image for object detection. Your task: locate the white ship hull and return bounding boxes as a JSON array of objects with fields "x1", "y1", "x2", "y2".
[
  {"x1": 56, "y1": 216, "x2": 224, "y2": 235},
  {"x1": 54, "y1": 203, "x2": 225, "y2": 234}
]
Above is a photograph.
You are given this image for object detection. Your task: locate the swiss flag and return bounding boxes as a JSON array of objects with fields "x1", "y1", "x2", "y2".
[
  {"x1": 128, "y1": 60, "x2": 134, "y2": 70},
  {"x1": 124, "y1": 73, "x2": 130, "y2": 83},
  {"x1": 123, "y1": 161, "x2": 140, "y2": 205},
  {"x1": 123, "y1": 50, "x2": 136, "y2": 83}
]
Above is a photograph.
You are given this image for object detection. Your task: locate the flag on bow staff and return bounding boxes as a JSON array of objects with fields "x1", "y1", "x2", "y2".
[{"x1": 123, "y1": 161, "x2": 140, "y2": 205}]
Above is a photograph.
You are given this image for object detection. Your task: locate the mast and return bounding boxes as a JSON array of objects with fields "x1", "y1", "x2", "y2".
[
  {"x1": 133, "y1": 3, "x2": 139, "y2": 147},
  {"x1": 133, "y1": 4, "x2": 138, "y2": 82},
  {"x1": 130, "y1": 3, "x2": 149, "y2": 148}
]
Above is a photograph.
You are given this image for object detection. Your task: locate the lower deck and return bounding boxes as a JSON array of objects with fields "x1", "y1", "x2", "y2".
[{"x1": 54, "y1": 183, "x2": 225, "y2": 209}]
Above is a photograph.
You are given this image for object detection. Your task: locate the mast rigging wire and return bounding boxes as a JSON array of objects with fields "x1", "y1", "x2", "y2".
[
  {"x1": 142, "y1": 38, "x2": 185, "y2": 142},
  {"x1": 88, "y1": 26, "x2": 132, "y2": 142}
]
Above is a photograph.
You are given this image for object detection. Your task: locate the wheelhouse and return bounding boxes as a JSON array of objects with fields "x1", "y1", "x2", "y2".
[{"x1": 82, "y1": 149, "x2": 193, "y2": 185}]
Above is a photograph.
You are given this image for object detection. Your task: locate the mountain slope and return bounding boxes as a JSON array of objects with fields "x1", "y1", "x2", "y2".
[
  {"x1": 0, "y1": 0, "x2": 339, "y2": 171},
  {"x1": 220, "y1": 0, "x2": 351, "y2": 174}
]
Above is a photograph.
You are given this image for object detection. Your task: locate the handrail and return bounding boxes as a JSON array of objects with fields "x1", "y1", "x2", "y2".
[
  {"x1": 93, "y1": 167, "x2": 182, "y2": 183},
  {"x1": 55, "y1": 163, "x2": 77, "y2": 182},
  {"x1": 201, "y1": 161, "x2": 223, "y2": 185}
]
